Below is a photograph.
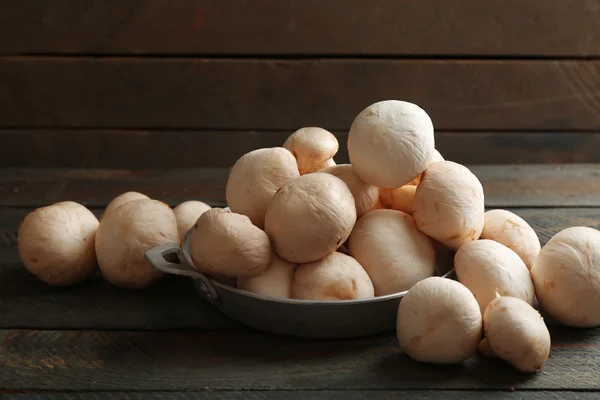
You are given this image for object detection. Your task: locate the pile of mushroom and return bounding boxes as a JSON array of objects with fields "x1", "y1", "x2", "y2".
[{"x1": 16, "y1": 98, "x2": 600, "y2": 375}]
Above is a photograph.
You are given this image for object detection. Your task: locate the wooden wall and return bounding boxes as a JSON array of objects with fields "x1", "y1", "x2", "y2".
[{"x1": 2, "y1": 0, "x2": 600, "y2": 168}]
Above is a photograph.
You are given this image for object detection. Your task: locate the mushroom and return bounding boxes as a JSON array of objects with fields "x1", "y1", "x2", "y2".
[
  {"x1": 347, "y1": 100, "x2": 435, "y2": 188},
  {"x1": 291, "y1": 252, "x2": 374, "y2": 300},
  {"x1": 480, "y1": 209, "x2": 541, "y2": 270},
  {"x1": 412, "y1": 161, "x2": 485, "y2": 250},
  {"x1": 283, "y1": 127, "x2": 339, "y2": 175},
  {"x1": 321, "y1": 163, "x2": 380, "y2": 218},
  {"x1": 101, "y1": 191, "x2": 149, "y2": 220},
  {"x1": 348, "y1": 209, "x2": 436, "y2": 296},
  {"x1": 95, "y1": 199, "x2": 178, "y2": 289},
  {"x1": 264, "y1": 173, "x2": 356, "y2": 264},
  {"x1": 531, "y1": 226, "x2": 600, "y2": 328},
  {"x1": 18, "y1": 201, "x2": 99, "y2": 286},
  {"x1": 482, "y1": 295, "x2": 551, "y2": 373},
  {"x1": 189, "y1": 208, "x2": 272, "y2": 277},
  {"x1": 397, "y1": 276, "x2": 482, "y2": 364},
  {"x1": 173, "y1": 200, "x2": 211, "y2": 242},
  {"x1": 237, "y1": 253, "x2": 296, "y2": 298},
  {"x1": 454, "y1": 239, "x2": 535, "y2": 313},
  {"x1": 378, "y1": 185, "x2": 416, "y2": 214},
  {"x1": 226, "y1": 147, "x2": 299, "y2": 228}
]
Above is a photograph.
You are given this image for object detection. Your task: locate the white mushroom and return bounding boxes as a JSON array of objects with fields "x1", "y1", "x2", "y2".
[
  {"x1": 454, "y1": 239, "x2": 535, "y2": 313},
  {"x1": 397, "y1": 276, "x2": 482, "y2": 364},
  {"x1": 291, "y1": 252, "x2": 374, "y2": 300},
  {"x1": 321, "y1": 163, "x2": 380, "y2": 218},
  {"x1": 531, "y1": 226, "x2": 600, "y2": 328},
  {"x1": 483, "y1": 296, "x2": 551, "y2": 373},
  {"x1": 347, "y1": 100, "x2": 435, "y2": 188},
  {"x1": 283, "y1": 127, "x2": 339, "y2": 175},
  {"x1": 481, "y1": 209, "x2": 541, "y2": 270},
  {"x1": 95, "y1": 199, "x2": 178, "y2": 289},
  {"x1": 101, "y1": 191, "x2": 149, "y2": 220},
  {"x1": 226, "y1": 147, "x2": 300, "y2": 228},
  {"x1": 378, "y1": 185, "x2": 416, "y2": 214},
  {"x1": 189, "y1": 208, "x2": 272, "y2": 277},
  {"x1": 412, "y1": 161, "x2": 485, "y2": 250},
  {"x1": 264, "y1": 173, "x2": 356, "y2": 264},
  {"x1": 18, "y1": 201, "x2": 99, "y2": 286},
  {"x1": 237, "y1": 253, "x2": 296, "y2": 298},
  {"x1": 348, "y1": 209, "x2": 436, "y2": 296},
  {"x1": 173, "y1": 200, "x2": 211, "y2": 242}
]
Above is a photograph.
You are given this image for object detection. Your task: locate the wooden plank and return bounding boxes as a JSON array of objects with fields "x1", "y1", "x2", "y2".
[
  {"x1": 2, "y1": 59, "x2": 600, "y2": 131},
  {"x1": 1, "y1": 165, "x2": 600, "y2": 208},
  {"x1": 1, "y1": 206, "x2": 599, "y2": 330},
  {"x1": 2, "y1": 391, "x2": 598, "y2": 399},
  {"x1": 5, "y1": 130, "x2": 600, "y2": 169},
  {"x1": 2, "y1": 0, "x2": 600, "y2": 57},
  {"x1": 0, "y1": 327, "x2": 599, "y2": 390}
]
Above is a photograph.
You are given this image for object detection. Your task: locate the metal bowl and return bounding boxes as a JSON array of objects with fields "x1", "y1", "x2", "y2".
[{"x1": 145, "y1": 224, "x2": 455, "y2": 339}]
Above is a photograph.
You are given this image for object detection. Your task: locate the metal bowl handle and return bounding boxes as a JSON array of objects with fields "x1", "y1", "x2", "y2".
[{"x1": 145, "y1": 243, "x2": 220, "y2": 304}]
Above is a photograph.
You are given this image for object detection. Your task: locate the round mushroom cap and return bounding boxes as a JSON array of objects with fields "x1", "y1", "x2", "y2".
[
  {"x1": 321, "y1": 164, "x2": 380, "y2": 218},
  {"x1": 264, "y1": 173, "x2": 356, "y2": 264},
  {"x1": 531, "y1": 226, "x2": 600, "y2": 328},
  {"x1": 455, "y1": 239, "x2": 535, "y2": 313},
  {"x1": 481, "y1": 209, "x2": 541, "y2": 270},
  {"x1": 347, "y1": 100, "x2": 435, "y2": 188},
  {"x1": 303, "y1": 157, "x2": 336, "y2": 174},
  {"x1": 190, "y1": 208, "x2": 272, "y2": 277},
  {"x1": 348, "y1": 209, "x2": 436, "y2": 296},
  {"x1": 95, "y1": 199, "x2": 178, "y2": 289},
  {"x1": 379, "y1": 185, "x2": 416, "y2": 214},
  {"x1": 397, "y1": 276, "x2": 482, "y2": 364},
  {"x1": 18, "y1": 201, "x2": 99, "y2": 286},
  {"x1": 412, "y1": 161, "x2": 485, "y2": 250},
  {"x1": 237, "y1": 253, "x2": 296, "y2": 299},
  {"x1": 226, "y1": 147, "x2": 300, "y2": 228},
  {"x1": 102, "y1": 191, "x2": 149, "y2": 220},
  {"x1": 173, "y1": 200, "x2": 211, "y2": 242},
  {"x1": 483, "y1": 296, "x2": 551, "y2": 373},
  {"x1": 291, "y1": 252, "x2": 374, "y2": 300},
  {"x1": 283, "y1": 127, "x2": 339, "y2": 175}
]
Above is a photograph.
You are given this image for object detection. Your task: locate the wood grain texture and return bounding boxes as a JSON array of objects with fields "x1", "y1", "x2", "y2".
[
  {"x1": 2, "y1": 0, "x2": 600, "y2": 56},
  {"x1": 4, "y1": 130, "x2": 600, "y2": 169},
  {"x1": 2, "y1": 391, "x2": 599, "y2": 399},
  {"x1": 1, "y1": 165, "x2": 600, "y2": 208},
  {"x1": 2, "y1": 59, "x2": 600, "y2": 130},
  {"x1": 1, "y1": 328, "x2": 599, "y2": 391},
  {"x1": 1, "y1": 206, "x2": 598, "y2": 330}
]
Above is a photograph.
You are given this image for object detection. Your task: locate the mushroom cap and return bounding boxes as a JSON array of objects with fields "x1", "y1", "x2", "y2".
[
  {"x1": 18, "y1": 201, "x2": 99, "y2": 286},
  {"x1": 102, "y1": 191, "x2": 149, "y2": 220},
  {"x1": 190, "y1": 208, "x2": 272, "y2": 277},
  {"x1": 348, "y1": 209, "x2": 436, "y2": 296},
  {"x1": 291, "y1": 252, "x2": 374, "y2": 301},
  {"x1": 264, "y1": 172, "x2": 356, "y2": 264},
  {"x1": 173, "y1": 200, "x2": 212, "y2": 242},
  {"x1": 397, "y1": 276, "x2": 482, "y2": 364},
  {"x1": 303, "y1": 157, "x2": 336, "y2": 174},
  {"x1": 454, "y1": 239, "x2": 535, "y2": 313},
  {"x1": 95, "y1": 199, "x2": 178, "y2": 289},
  {"x1": 347, "y1": 100, "x2": 435, "y2": 188},
  {"x1": 531, "y1": 226, "x2": 600, "y2": 328},
  {"x1": 226, "y1": 147, "x2": 300, "y2": 228},
  {"x1": 237, "y1": 253, "x2": 296, "y2": 299},
  {"x1": 321, "y1": 163, "x2": 380, "y2": 218},
  {"x1": 283, "y1": 127, "x2": 339, "y2": 175},
  {"x1": 379, "y1": 185, "x2": 416, "y2": 214},
  {"x1": 412, "y1": 161, "x2": 485, "y2": 250},
  {"x1": 481, "y1": 209, "x2": 541, "y2": 270},
  {"x1": 483, "y1": 296, "x2": 551, "y2": 373}
]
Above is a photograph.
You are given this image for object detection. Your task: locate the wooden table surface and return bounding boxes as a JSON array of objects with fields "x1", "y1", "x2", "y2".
[{"x1": 2, "y1": 164, "x2": 600, "y2": 399}]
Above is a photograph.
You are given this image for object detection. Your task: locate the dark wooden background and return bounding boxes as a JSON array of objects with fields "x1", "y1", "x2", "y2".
[{"x1": 2, "y1": 0, "x2": 600, "y2": 169}]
